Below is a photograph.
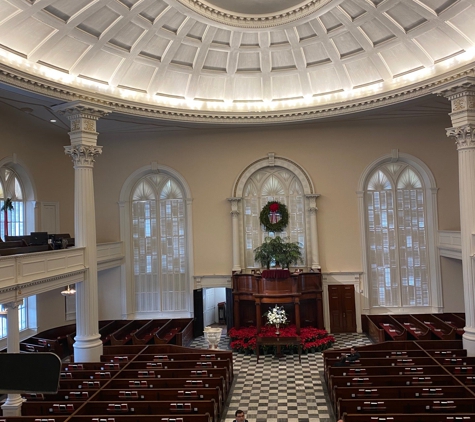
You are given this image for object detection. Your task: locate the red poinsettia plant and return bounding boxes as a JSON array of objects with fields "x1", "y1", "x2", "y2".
[{"x1": 228, "y1": 325, "x2": 335, "y2": 355}]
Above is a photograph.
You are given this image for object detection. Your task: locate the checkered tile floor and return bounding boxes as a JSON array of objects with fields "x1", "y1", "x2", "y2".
[{"x1": 189, "y1": 328, "x2": 373, "y2": 422}]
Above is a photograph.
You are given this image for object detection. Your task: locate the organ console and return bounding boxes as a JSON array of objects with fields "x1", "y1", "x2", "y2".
[{"x1": 232, "y1": 269, "x2": 324, "y2": 333}]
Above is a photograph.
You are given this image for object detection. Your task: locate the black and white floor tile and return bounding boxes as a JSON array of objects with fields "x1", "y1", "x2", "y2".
[{"x1": 189, "y1": 327, "x2": 373, "y2": 422}]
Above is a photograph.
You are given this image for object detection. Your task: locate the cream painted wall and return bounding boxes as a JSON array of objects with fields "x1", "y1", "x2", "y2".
[
  {"x1": 35, "y1": 288, "x2": 71, "y2": 332},
  {"x1": 0, "y1": 102, "x2": 75, "y2": 236},
  {"x1": 94, "y1": 113, "x2": 459, "y2": 276},
  {"x1": 98, "y1": 267, "x2": 123, "y2": 320},
  {"x1": 0, "y1": 99, "x2": 464, "y2": 335},
  {"x1": 440, "y1": 257, "x2": 464, "y2": 312}
]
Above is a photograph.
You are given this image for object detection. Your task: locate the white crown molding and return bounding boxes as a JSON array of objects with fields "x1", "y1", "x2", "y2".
[
  {"x1": 174, "y1": 0, "x2": 333, "y2": 28},
  {"x1": 0, "y1": 62, "x2": 474, "y2": 125}
]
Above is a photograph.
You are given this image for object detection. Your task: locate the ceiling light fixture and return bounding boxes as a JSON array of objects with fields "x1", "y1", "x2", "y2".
[{"x1": 61, "y1": 285, "x2": 76, "y2": 296}]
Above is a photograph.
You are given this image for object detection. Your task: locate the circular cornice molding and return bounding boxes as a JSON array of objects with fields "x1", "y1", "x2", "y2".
[
  {"x1": 176, "y1": 0, "x2": 333, "y2": 28},
  {"x1": 1, "y1": 63, "x2": 473, "y2": 125}
]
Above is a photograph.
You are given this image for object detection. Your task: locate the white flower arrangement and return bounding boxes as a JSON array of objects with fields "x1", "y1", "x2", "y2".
[{"x1": 266, "y1": 305, "x2": 288, "y2": 326}]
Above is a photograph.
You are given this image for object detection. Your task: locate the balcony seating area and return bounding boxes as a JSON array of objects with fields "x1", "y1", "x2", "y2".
[
  {"x1": 324, "y1": 339, "x2": 475, "y2": 421},
  {"x1": 0, "y1": 343, "x2": 233, "y2": 422}
]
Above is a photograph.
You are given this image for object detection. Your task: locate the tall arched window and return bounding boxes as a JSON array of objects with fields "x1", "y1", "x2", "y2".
[
  {"x1": 0, "y1": 159, "x2": 37, "y2": 343},
  {"x1": 131, "y1": 174, "x2": 187, "y2": 313},
  {"x1": 0, "y1": 167, "x2": 25, "y2": 239},
  {"x1": 243, "y1": 167, "x2": 306, "y2": 268},
  {"x1": 363, "y1": 159, "x2": 436, "y2": 309}
]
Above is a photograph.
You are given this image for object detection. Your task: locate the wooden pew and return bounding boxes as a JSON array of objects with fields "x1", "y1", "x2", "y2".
[
  {"x1": 31, "y1": 324, "x2": 77, "y2": 358},
  {"x1": 390, "y1": 316, "x2": 433, "y2": 340},
  {"x1": 435, "y1": 313, "x2": 466, "y2": 337},
  {"x1": 73, "y1": 400, "x2": 218, "y2": 422},
  {"x1": 62, "y1": 362, "x2": 125, "y2": 372},
  {"x1": 0, "y1": 244, "x2": 49, "y2": 256},
  {"x1": 116, "y1": 368, "x2": 228, "y2": 394},
  {"x1": 328, "y1": 375, "x2": 461, "y2": 403},
  {"x1": 337, "y1": 397, "x2": 475, "y2": 419},
  {"x1": 132, "y1": 352, "x2": 233, "y2": 379},
  {"x1": 69, "y1": 415, "x2": 213, "y2": 422},
  {"x1": 100, "y1": 321, "x2": 132, "y2": 345},
  {"x1": 106, "y1": 377, "x2": 225, "y2": 397},
  {"x1": 58, "y1": 379, "x2": 109, "y2": 390},
  {"x1": 124, "y1": 359, "x2": 232, "y2": 385},
  {"x1": 0, "y1": 417, "x2": 69, "y2": 422},
  {"x1": 58, "y1": 369, "x2": 120, "y2": 380},
  {"x1": 333, "y1": 385, "x2": 474, "y2": 403},
  {"x1": 332, "y1": 385, "x2": 475, "y2": 416},
  {"x1": 153, "y1": 319, "x2": 194, "y2": 346},
  {"x1": 23, "y1": 390, "x2": 93, "y2": 402},
  {"x1": 363, "y1": 315, "x2": 407, "y2": 343},
  {"x1": 132, "y1": 320, "x2": 167, "y2": 345},
  {"x1": 92, "y1": 387, "x2": 223, "y2": 416},
  {"x1": 21, "y1": 402, "x2": 78, "y2": 416},
  {"x1": 412, "y1": 314, "x2": 457, "y2": 340},
  {"x1": 341, "y1": 412, "x2": 475, "y2": 421},
  {"x1": 110, "y1": 321, "x2": 151, "y2": 346}
]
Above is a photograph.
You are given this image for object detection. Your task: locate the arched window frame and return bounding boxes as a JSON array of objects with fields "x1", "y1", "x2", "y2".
[
  {"x1": 242, "y1": 168, "x2": 307, "y2": 268},
  {"x1": 0, "y1": 155, "x2": 38, "y2": 345},
  {"x1": 119, "y1": 163, "x2": 194, "y2": 319},
  {"x1": 231, "y1": 153, "x2": 319, "y2": 271},
  {"x1": 357, "y1": 151, "x2": 441, "y2": 314}
]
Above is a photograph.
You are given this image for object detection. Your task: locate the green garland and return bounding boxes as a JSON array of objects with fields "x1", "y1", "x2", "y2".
[{"x1": 259, "y1": 201, "x2": 289, "y2": 232}]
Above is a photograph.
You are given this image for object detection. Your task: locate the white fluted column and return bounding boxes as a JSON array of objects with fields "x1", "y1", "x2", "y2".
[
  {"x1": 227, "y1": 197, "x2": 242, "y2": 272},
  {"x1": 438, "y1": 80, "x2": 475, "y2": 356},
  {"x1": 306, "y1": 194, "x2": 321, "y2": 270},
  {"x1": 1, "y1": 300, "x2": 25, "y2": 416},
  {"x1": 54, "y1": 101, "x2": 112, "y2": 362}
]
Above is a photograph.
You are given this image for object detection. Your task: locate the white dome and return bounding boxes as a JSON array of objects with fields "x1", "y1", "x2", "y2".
[{"x1": 0, "y1": 0, "x2": 474, "y2": 123}]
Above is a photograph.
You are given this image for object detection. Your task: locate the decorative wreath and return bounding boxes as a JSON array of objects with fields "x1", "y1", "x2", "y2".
[{"x1": 259, "y1": 201, "x2": 289, "y2": 232}]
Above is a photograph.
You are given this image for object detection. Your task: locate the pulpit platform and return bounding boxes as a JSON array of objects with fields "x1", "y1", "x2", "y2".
[{"x1": 232, "y1": 269, "x2": 324, "y2": 332}]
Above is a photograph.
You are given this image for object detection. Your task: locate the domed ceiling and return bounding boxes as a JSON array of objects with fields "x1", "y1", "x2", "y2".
[{"x1": 0, "y1": 0, "x2": 474, "y2": 124}]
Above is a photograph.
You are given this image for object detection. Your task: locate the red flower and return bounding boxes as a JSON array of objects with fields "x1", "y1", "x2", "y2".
[{"x1": 228, "y1": 324, "x2": 334, "y2": 354}]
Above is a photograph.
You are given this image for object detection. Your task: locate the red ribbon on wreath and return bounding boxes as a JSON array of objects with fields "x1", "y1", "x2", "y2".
[{"x1": 269, "y1": 202, "x2": 280, "y2": 224}]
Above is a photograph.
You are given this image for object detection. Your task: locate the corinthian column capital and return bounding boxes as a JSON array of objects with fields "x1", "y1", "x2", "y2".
[
  {"x1": 53, "y1": 101, "x2": 113, "y2": 146},
  {"x1": 446, "y1": 125, "x2": 475, "y2": 150},
  {"x1": 64, "y1": 145, "x2": 103, "y2": 167}
]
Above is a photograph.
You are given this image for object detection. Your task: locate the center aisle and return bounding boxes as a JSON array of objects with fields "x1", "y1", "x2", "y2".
[{"x1": 190, "y1": 330, "x2": 372, "y2": 422}]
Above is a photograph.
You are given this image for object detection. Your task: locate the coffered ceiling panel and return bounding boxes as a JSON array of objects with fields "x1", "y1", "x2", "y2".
[{"x1": 0, "y1": 0, "x2": 473, "y2": 123}]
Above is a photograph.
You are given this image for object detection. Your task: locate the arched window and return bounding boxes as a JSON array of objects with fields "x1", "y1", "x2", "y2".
[
  {"x1": 0, "y1": 158, "x2": 37, "y2": 343},
  {"x1": 243, "y1": 167, "x2": 306, "y2": 268},
  {"x1": 363, "y1": 158, "x2": 437, "y2": 309},
  {"x1": 131, "y1": 174, "x2": 187, "y2": 313},
  {"x1": 0, "y1": 167, "x2": 25, "y2": 239}
]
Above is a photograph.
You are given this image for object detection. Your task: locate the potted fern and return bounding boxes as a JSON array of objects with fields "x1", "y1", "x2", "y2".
[{"x1": 254, "y1": 236, "x2": 303, "y2": 270}]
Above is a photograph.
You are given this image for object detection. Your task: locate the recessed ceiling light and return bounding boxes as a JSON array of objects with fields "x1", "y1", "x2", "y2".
[{"x1": 50, "y1": 119, "x2": 57, "y2": 123}]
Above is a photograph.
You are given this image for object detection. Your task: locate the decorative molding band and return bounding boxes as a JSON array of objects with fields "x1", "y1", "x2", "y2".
[
  {"x1": 0, "y1": 269, "x2": 86, "y2": 297},
  {"x1": 176, "y1": 0, "x2": 333, "y2": 28},
  {"x1": 0, "y1": 63, "x2": 474, "y2": 124}
]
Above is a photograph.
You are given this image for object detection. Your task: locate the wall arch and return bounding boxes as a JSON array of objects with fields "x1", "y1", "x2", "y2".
[
  {"x1": 357, "y1": 150, "x2": 441, "y2": 314},
  {"x1": 119, "y1": 162, "x2": 194, "y2": 318}
]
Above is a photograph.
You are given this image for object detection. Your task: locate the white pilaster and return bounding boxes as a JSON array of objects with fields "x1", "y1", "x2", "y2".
[
  {"x1": 54, "y1": 101, "x2": 112, "y2": 362},
  {"x1": 1, "y1": 300, "x2": 25, "y2": 416},
  {"x1": 227, "y1": 197, "x2": 242, "y2": 272},
  {"x1": 439, "y1": 80, "x2": 475, "y2": 356},
  {"x1": 306, "y1": 194, "x2": 321, "y2": 270}
]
